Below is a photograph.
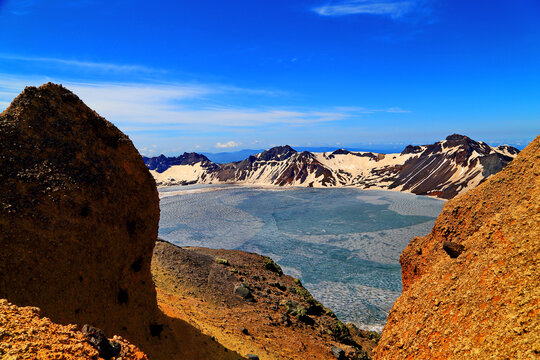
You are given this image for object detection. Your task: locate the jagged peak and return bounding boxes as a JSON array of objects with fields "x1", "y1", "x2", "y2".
[
  {"x1": 400, "y1": 145, "x2": 424, "y2": 155},
  {"x1": 298, "y1": 150, "x2": 316, "y2": 159},
  {"x1": 445, "y1": 133, "x2": 472, "y2": 142},
  {"x1": 144, "y1": 152, "x2": 213, "y2": 172},
  {"x1": 496, "y1": 144, "x2": 520, "y2": 155},
  {"x1": 257, "y1": 145, "x2": 297, "y2": 161},
  {"x1": 331, "y1": 149, "x2": 351, "y2": 155}
]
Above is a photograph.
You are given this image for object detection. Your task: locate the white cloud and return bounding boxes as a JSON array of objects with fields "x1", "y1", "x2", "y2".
[
  {"x1": 0, "y1": 74, "x2": 410, "y2": 137},
  {"x1": 313, "y1": 0, "x2": 416, "y2": 19},
  {"x1": 386, "y1": 107, "x2": 411, "y2": 113},
  {"x1": 216, "y1": 141, "x2": 241, "y2": 148},
  {"x1": 0, "y1": 54, "x2": 157, "y2": 74},
  {"x1": 4, "y1": 0, "x2": 37, "y2": 16}
]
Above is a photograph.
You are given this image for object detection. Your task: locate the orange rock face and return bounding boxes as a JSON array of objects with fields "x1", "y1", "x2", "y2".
[
  {"x1": 0, "y1": 83, "x2": 174, "y2": 358},
  {"x1": 0, "y1": 299, "x2": 148, "y2": 360},
  {"x1": 374, "y1": 135, "x2": 540, "y2": 359}
]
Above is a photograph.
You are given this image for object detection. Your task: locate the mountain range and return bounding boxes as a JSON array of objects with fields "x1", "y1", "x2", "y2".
[{"x1": 143, "y1": 134, "x2": 519, "y2": 199}]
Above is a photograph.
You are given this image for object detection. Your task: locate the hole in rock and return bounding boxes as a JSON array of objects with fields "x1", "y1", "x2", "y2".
[
  {"x1": 118, "y1": 289, "x2": 129, "y2": 304},
  {"x1": 150, "y1": 324, "x2": 163, "y2": 337},
  {"x1": 131, "y1": 258, "x2": 143, "y2": 272}
]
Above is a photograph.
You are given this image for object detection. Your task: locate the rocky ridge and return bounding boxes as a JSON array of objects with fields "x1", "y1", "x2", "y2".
[
  {"x1": 143, "y1": 152, "x2": 218, "y2": 175},
  {"x1": 145, "y1": 135, "x2": 518, "y2": 199},
  {"x1": 152, "y1": 239, "x2": 378, "y2": 360},
  {"x1": 374, "y1": 135, "x2": 540, "y2": 359}
]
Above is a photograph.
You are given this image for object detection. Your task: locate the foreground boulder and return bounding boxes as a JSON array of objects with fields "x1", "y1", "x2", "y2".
[
  {"x1": 0, "y1": 82, "x2": 164, "y2": 355},
  {"x1": 375, "y1": 135, "x2": 540, "y2": 359},
  {"x1": 0, "y1": 83, "x2": 240, "y2": 360}
]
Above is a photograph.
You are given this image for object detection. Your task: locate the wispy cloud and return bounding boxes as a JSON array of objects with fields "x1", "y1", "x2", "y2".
[
  {"x1": 313, "y1": 0, "x2": 422, "y2": 19},
  {"x1": 334, "y1": 106, "x2": 411, "y2": 114},
  {"x1": 216, "y1": 141, "x2": 242, "y2": 149},
  {"x1": 386, "y1": 107, "x2": 411, "y2": 113},
  {"x1": 0, "y1": 54, "x2": 158, "y2": 74},
  {"x1": 0, "y1": 74, "x2": 412, "y2": 153},
  {"x1": 0, "y1": 77, "x2": 304, "y2": 127},
  {"x1": 2, "y1": 0, "x2": 36, "y2": 15},
  {"x1": 0, "y1": 75, "x2": 410, "y2": 130}
]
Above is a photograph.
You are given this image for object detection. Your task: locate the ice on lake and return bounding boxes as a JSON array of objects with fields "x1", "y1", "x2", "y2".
[{"x1": 158, "y1": 185, "x2": 444, "y2": 331}]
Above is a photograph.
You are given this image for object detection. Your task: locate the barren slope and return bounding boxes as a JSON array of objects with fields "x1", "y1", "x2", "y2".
[
  {"x1": 374, "y1": 135, "x2": 540, "y2": 359},
  {"x1": 152, "y1": 240, "x2": 378, "y2": 360}
]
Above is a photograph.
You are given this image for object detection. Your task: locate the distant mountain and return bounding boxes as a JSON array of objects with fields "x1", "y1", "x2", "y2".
[
  {"x1": 202, "y1": 146, "x2": 406, "y2": 163},
  {"x1": 295, "y1": 145, "x2": 406, "y2": 154},
  {"x1": 143, "y1": 134, "x2": 520, "y2": 199},
  {"x1": 143, "y1": 152, "x2": 218, "y2": 173}
]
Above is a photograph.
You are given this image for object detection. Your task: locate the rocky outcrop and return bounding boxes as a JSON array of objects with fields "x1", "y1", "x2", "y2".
[
  {"x1": 143, "y1": 152, "x2": 218, "y2": 173},
  {"x1": 0, "y1": 299, "x2": 148, "y2": 360},
  {"x1": 374, "y1": 135, "x2": 540, "y2": 359},
  {"x1": 0, "y1": 83, "x2": 240, "y2": 360},
  {"x1": 152, "y1": 239, "x2": 377, "y2": 360},
  {"x1": 0, "y1": 82, "x2": 169, "y2": 357},
  {"x1": 144, "y1": 134, "x2": 519, "y2": 199}
]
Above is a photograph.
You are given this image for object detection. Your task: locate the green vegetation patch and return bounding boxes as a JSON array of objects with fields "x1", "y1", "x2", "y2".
[
  {"x1": 263, "y1": 257, "x2": 283, "y2": 275},
  {"x1": 215, "y1": 258, "x2": 230, "y2": 266}
]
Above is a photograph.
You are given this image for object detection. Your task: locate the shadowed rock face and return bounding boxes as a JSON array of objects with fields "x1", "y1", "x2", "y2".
[
  {"x1": 374, "y1": 135, "x2": 540, "y2": 359},
  {"x1": 0, "y1": 83, "x2": 169, "y2": 357}
]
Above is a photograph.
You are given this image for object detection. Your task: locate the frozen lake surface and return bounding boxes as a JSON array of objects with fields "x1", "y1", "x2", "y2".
[{"x1": 158, "y1": 185, "x2": 444, "y2": 331}]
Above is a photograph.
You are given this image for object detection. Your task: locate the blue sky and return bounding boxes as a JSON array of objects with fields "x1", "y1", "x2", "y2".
[{"x1": 0, "y1": 0, "x2": 539, "y2": 155}]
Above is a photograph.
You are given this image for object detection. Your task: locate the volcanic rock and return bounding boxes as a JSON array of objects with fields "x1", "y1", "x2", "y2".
[
  {"x1": 0, "y1": 83, "x2": 240, "y2": 360},
  {"x1": 81, "y1": 324, "x2": 122, "y2": 359},
  {"x1": 374, "y1": 135, "x2": 540, "y2": 359},
  {"x1": 235, "y1": 284, "x2": 253, "y2": 300},
  {"x1": 331, "y1": 346, "x2": 346, "y2": 359},
  {"x1": 0, "y1": 299, "x2": 148, "y2": 360},
  {"x1": 152, "y1": 239, "x2": 376, "y2": 359},
  {"x1": 0, "y1": 83, "x2": 170, "y2": 356}
]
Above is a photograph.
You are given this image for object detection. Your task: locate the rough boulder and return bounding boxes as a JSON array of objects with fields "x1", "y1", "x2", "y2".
[{"x1": 0, "y1": 83, "x2": 170, "y2": 358}]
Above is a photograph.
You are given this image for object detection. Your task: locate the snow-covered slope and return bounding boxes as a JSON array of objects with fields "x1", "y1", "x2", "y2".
[
  {"x1": 143, "y1": 152, "x2": 218, "y2": 186},
  {"x1": 144, "y1": 135, "x2": 519, "y2": 199}
]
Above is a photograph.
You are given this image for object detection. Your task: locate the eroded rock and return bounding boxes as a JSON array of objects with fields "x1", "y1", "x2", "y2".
[
  {"x1": 442, "y1": 241, "x2": 465, "y2": 258},
  {"x1": 81, "y1": 324, "x2": 121, "y2": 359},
  {"x1": 0, "y1": 83, "x2": 169, "y2": 359}
]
